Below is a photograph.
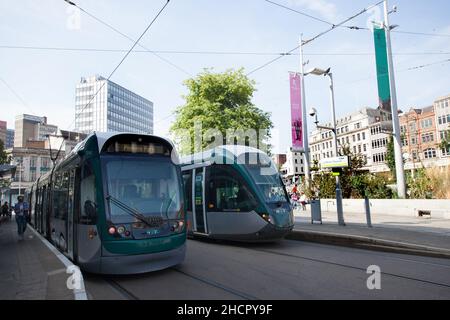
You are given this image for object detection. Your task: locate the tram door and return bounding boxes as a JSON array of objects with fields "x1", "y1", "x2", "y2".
[
  {"x1": 193, "y1": 168, "x2": 207, "y2": 234},
  {"x1": 66, "y1": 169, "x2": 75, "y2": 260}
]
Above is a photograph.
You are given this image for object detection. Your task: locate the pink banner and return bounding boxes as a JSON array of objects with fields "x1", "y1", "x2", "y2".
[{"x1": 289, "y1": 72, "x2": 303, "y2": 149}]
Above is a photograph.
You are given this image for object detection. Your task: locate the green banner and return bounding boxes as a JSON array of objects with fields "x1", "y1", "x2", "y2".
[{"x1": 373, "y1": 25, "x2": 391, "y2": 113}]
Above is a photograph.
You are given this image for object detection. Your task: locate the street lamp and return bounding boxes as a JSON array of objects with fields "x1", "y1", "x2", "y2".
[{"x1": 306, "y1": 67, "x2": 345, "y2": 226}]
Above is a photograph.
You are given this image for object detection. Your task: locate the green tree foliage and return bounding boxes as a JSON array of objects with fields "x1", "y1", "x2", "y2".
[
  {"x1": 0, "y1": 140, "x2": 9, "y2": 164},
  {"x1": 407, "y1": 168, "x2": 433, "y2": 199},
  {"x1": 0, "y1": 140, "x2": 11, "y2": 190},
  {"x1": 307, "y1": 144, "x2": 392, "y2": 199},
  {"x1": 439, "y1": 125, "x2": 450, "y2": 153},
  {"x1": 170, "y1": 69, "x2": 273, "y2": 155},
  {"x1": 386, "y1": 135, "x2": 396, "y2": 177}
]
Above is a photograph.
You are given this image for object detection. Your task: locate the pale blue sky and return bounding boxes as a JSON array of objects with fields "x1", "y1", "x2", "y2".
[{"x1": 1, "y1": 0, "x2": 449, "y2": 153}]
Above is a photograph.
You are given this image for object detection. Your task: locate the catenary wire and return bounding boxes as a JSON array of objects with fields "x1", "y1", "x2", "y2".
[
  {"x1": 64, "y1": 0, "x2": 191, "y2": 77},
  {"x1": 63, "y1": 0, "x2": 171, "y2": 131}
]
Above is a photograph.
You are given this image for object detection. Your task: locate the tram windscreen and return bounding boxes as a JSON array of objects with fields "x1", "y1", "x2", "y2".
[
  {"x1": 103, "y1": 157, "x2": 182, "y2": 223},
  {"x1": 241, "y1": 153, "x2": 289, "y2": 204}
]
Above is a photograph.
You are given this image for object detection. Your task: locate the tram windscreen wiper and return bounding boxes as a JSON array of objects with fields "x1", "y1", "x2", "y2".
[{"x1": 106, "y1": 194, "x2": 154, "y2": 228}]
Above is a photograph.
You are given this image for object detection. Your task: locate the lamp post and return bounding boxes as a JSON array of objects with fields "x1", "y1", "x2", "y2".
[
  {"x1": 383, "y1": 0, "x2": 406, "y2": 198},
  {"x1": 306, "y1": 67, "x2": 345, "y2": 226}
]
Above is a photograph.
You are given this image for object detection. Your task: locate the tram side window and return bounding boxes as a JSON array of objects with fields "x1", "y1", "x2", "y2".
[
  {"x1": 207, "y1": 165, "x2": 257, "y2": 212},
  {"x1": 182, "y1": 171, "x2": 193, "y2": 212},
  {"x1": 52, "y1": 173, "x2": 61, "y2": 219},
  {"x1": 52, "y1": 172, "x2": 69, "y2": 221},
  {"x1": 80, "y1": 162, "x2": 97, "y2": 225}
]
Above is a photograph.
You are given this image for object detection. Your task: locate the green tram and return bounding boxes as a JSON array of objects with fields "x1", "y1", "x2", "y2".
[
  {"x1": 27, "y1": 133, "x2": 186, "y2": 274},
  {"x1": 180, "y1": 145, "x2": 294, "y2": 242}
]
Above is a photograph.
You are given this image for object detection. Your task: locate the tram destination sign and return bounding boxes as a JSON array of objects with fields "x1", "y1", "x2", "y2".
[{"x1": 320, "y1": 156, "x2": 350, "y2": 169}]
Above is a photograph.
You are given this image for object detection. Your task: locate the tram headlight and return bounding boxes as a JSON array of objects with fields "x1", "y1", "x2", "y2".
[
  {"x1": 261, "y1": 214, "x2": 272, "y2": 224},
  {"x1": 117, "y1": 226, "x2": 126, "y2": 234},
  {"x1": 108, "y1": 226, "x2": 117, "y2": 235},
  {"x1": 171, "y1": 220, "x2": 185, "y2": 233}
]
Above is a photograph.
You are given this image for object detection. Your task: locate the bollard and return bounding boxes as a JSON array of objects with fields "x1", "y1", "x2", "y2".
[{"x1": 364, "y1": 197, "x2": 372, "y2": 228}]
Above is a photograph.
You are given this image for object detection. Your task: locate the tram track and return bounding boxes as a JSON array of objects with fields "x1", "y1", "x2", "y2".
[
  {"x1": 170, "y1": 267, "x2": 259, "y2": 300},
  {"x1": 104, "y1": 278, "x2": 141, "y2": 300},
  {"x1": 240, "y1": 244, "x2": 450, "y2": 289},
  {"x1": 101, "y1": 267, "x2": 258, "y2": 300}
]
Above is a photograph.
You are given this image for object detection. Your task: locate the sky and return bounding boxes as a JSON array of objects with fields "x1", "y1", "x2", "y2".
[{"x1": 1, "y1": 0, "x2": 449, "y2": 153}]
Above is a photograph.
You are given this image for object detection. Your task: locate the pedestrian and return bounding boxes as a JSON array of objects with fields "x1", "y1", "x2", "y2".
[
  {"x1": 291, "y1": 193, "x2": 299, "y2": 210},
  {"x1": 1, "y1": 201, "x2": 9, "y2": 219},
  {"x1": 14, "y1": 195, "x2": 29, "y2": 241},
  {"x1": 300, "y1": 193, "x2": 307, "y2": 211}
]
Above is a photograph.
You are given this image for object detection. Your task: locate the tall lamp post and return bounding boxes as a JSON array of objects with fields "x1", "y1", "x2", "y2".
[
  {"x1": 306, "y1": 67, "x2": 345, "y2": 226},
  {"x1": 383, "y1": 0, "x2": 406, "y2": 198}
]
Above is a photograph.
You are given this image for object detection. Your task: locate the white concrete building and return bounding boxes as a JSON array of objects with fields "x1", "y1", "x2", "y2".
[
  {"x1": 75, "y1": 75, "x2": 154, "y2": 134},
  {"x1": 281, "y1": 149, "x2": 305, "y2": 184},
  {"x1": 309, "y1": 107, "x2": 390, "y2": 173}
]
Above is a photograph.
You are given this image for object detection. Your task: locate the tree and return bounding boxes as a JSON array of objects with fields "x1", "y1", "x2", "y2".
[
  {"x1": 386, "y1": 135, "x2": 396, "y2": 177},
  {"x1": 0, "y1": 140, "x2": 11, "y2": 191},
  {"x1": 170, "y1": 69, "x2": 273, "y2": 155},
  {"x1": 439, "y1": 125, "x2": 450, "y2": 154},
  {"x1": 0, "y1": 140, "x2": 9, "y2": 164},
  {"x1": 307, "y1": 145, "x2": 392, "y2": 199}
]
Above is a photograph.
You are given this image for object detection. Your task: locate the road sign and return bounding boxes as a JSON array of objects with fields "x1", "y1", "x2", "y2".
[{"x1": 320, "y1": 156, "x2": 349, "y2": 169}]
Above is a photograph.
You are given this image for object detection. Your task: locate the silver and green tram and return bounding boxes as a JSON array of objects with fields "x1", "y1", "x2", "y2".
[
  {"x1": 180, "y1": 145, "x2": 294, "y2": 242},
  {"x1": 27, "y1": 132, "x2": 186, "y2": 274}
]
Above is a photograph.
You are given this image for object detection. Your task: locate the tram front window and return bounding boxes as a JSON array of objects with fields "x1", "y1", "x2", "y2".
[
  {"x1": 243, "y1": 153, "x2": 289, "y2": 204},
  {"x1": 103, "y1": 157, "x2": 182, "y2": 224}
]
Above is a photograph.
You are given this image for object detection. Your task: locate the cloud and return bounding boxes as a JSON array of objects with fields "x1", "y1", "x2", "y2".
[{"x1": 287, "y1": 0, "x2": 339, "y2": 22}]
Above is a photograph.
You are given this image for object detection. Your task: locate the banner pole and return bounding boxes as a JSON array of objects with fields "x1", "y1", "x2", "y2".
[{"x1": 299, "y1": 35, "x2": 311, "y2": 185}]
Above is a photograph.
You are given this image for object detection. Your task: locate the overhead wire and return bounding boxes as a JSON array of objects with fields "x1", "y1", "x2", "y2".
[
  {"x1": 64, "y1": 0, "x2": 192, "y2": 77},
  {"x1": 63, "y1": 0, "x2": 171, "y2": 131}
]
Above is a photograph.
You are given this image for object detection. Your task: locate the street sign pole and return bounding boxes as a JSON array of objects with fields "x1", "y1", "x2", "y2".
[{"x1": 328, "y1": 73, "x2": 345, "y2": 226}]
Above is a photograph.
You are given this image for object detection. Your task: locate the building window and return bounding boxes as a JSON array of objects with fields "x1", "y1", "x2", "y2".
[
  {"x1": 421, "y1": 119, "x2": 433, "y2": 129},
  {"x1": 424, "y1": 148, "x2": 437, "y2": 159},
  {"x1": 402, "y1": 138, "x2": 408, "y2": 147},
  {"x1": 422, "y1": 133, "x2": 434, "y2": 143}
]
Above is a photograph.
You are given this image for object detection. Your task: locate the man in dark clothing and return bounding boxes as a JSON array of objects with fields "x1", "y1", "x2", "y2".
[
  {"x1": 1, "y1": 201, "x2": 9, "y2": 218},
  {"x1": 14, "y1": 195, "x2": 29, "y2": 240}
]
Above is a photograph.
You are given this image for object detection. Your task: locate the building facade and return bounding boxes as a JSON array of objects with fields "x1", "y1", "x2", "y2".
[
  {"x1": 309, "y1": 108, "x2": 391, "y2": 173},
  {"x1": 281, "y1": 149, "x2": 305, "y2": 184},
  {"x1": 6, "y1": 129, "x2": 14, "y2": 149},
  {"x1": 271, "y1": 154, "x2": 287, "y2": 169},
  {"x1": 0, "y1": 120, "x2": 6, "y2": 147},
  {"x1": 434, "y1": 94, "x2": 450, "y2": 158},
  {"x1": 14, "y1": 114, "x2": 57, "y2": 148},
  {"x1": 74, "y1": 75, "x2": 154, "y2": 134}
]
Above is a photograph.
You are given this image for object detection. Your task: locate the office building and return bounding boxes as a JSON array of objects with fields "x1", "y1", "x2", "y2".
[
  {"x1": 0, "y1": 121, "x2": 6, "y2": 147},
  {"x1": 14, "y1": 114, "x2": 57, "y2": 148},
  {"x1": 74, "y1": 75, "x2": 153, "y2": 134},
  {"x1": 6, "y1": 129, "x2": 14, "y2": 149}
]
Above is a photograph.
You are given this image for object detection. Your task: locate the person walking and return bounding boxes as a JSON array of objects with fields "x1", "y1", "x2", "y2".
[
  {"x1": 14, "y1": 195, "x2": 29, "y2": 240},
  {"x1": 1, "y1": 201, "x2": 9, "y2": 218},
  {"x1": 299, "y1": 193, "x2": 307, "y2": 211}
]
